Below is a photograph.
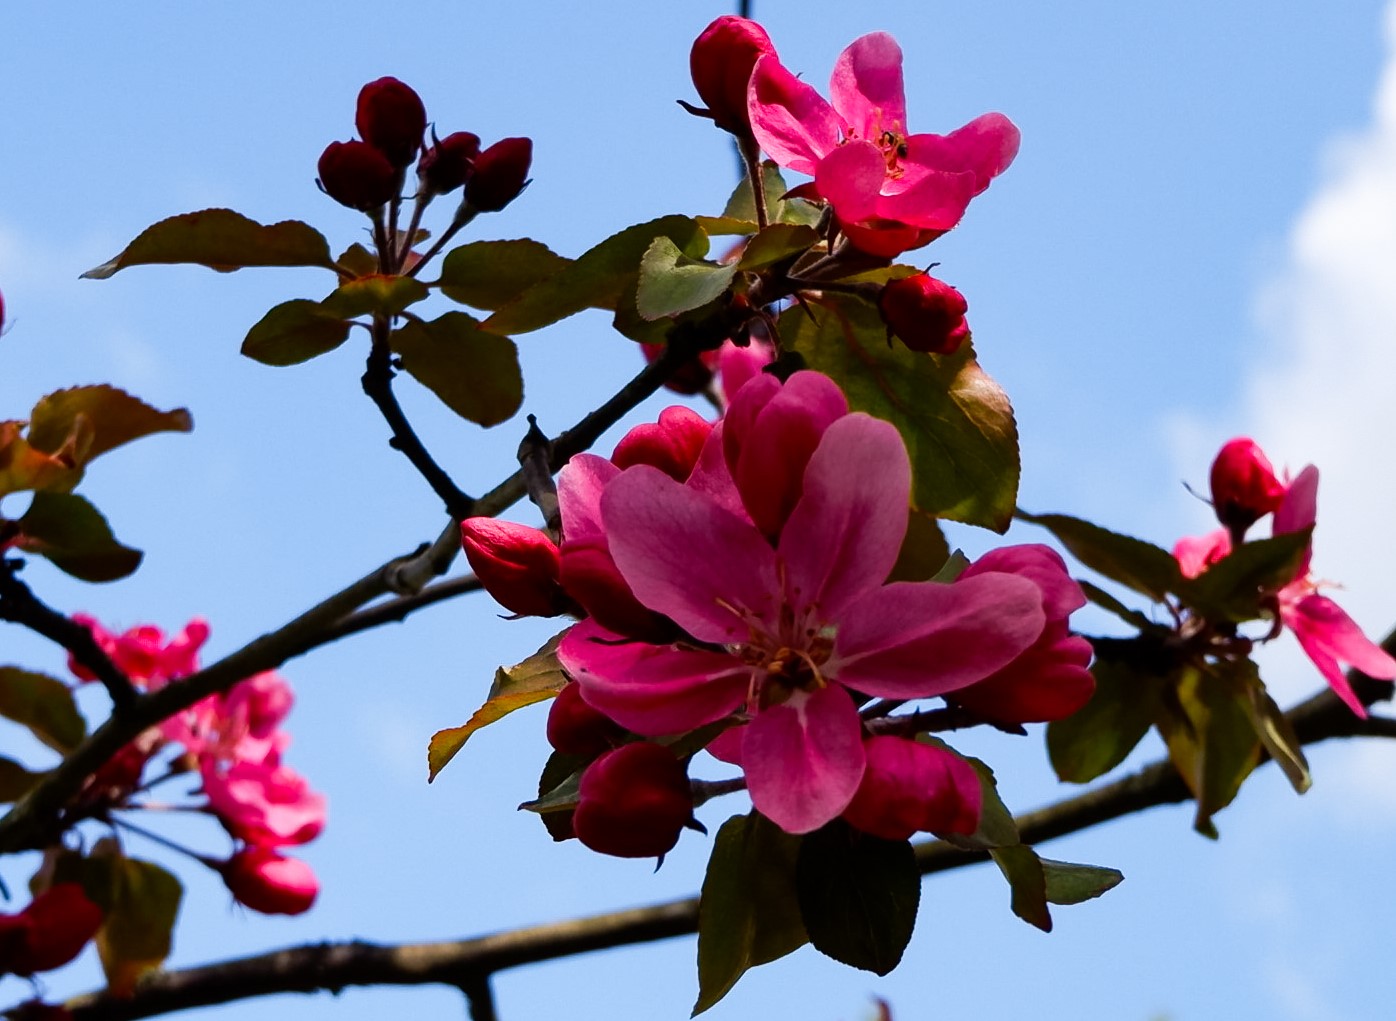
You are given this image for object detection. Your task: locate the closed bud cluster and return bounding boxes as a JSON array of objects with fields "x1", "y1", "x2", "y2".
[
  {"x1": 0, "y1": 884, "x2": 104, "y2": 977},
  {"x1": 419, "y1": 131, "x2": 481, "y2": 197},
  {"x1": 689, "y1": 16, "x2": 776, "y2": 136},
  {"x1": 573, "y1": 743, "x2": 694, "y2": 858},
  {"x1": 460, "y1": 518, "x2": 569, "y2": 618},
  {"x1": 1209, "y1": 437, "x2": 1286, "y2": 538},
  {"x1": 355, "y1": 77, "x2": 427, "y2": 168},
  {"x1": 546, "y1": 681, "x2": 627, "y2": 758},
  {"x1": 878, "y1": 274, "x2": 970, "y2": 355},
  {"x1": 465, "y1": 137, "x2": 533, "y2": 212},
  {"x1": 222, "y1": 846, "x2": 319, "y2": 916}
]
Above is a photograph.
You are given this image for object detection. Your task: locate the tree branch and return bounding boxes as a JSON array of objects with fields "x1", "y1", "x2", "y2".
[{"x1": 47, "y1": 666, "x2": 1394, "y2": 1021}]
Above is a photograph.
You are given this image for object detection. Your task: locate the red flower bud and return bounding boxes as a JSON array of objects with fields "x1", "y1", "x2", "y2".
[
  {"x1": 222, "y1": 846, "x2": 319, "y2": 916},
  {"x1": 690, "y1": 16, "x2": 776, "y2": 136},
  {"x1": 355, "y1": 77, "x2": 426, "y2": 168},
  {"x1": 950, "y1": 621, "x2": 1095, "y2": 724},
  {"x1": 611, "y1": 406, "x2": 713, "y2": 481},
  {"x1": 546, "y1": 681, "x2": 627, "y2": 758},
  {"x1": 1209, "y1": 437, "x2": 1286, "y2": 537},
  {"x1": 640, "y1": 342, "x2": 721, "y2": 395},
  {"x1": 465, "y1": 137, "x2": 532, "y2": 212},
  {"x1": 573, "y1": 743, "x2": 693, "y2": 858},
  {"x1": 878, "y1": 274, "x2": 970, "y2": 355},
  {"x1": 0, "y1": 884, "x2": 103, "y2": 976},
  {"x1": 460, "y1": 518, "x2": 567, "y2": 618},
  {"x1": 318, "y1": 140, "x2": 397, "y2": 211},
  {"x1": 842, "y1": 737, "x2": 981, "y2": 841},
  {"x1": 419, "y1": 131, "x2": 480, "y2": 197}
]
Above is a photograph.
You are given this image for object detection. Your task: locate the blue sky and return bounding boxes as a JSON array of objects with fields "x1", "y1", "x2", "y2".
[{"x1": 3, "y1": 2, "x2": 1396, "y2": 1019}]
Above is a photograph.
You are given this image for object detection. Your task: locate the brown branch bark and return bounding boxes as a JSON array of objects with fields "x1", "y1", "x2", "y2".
[{"x1": 46, "y1": 668, "x2": 1394, "y2": 1021}]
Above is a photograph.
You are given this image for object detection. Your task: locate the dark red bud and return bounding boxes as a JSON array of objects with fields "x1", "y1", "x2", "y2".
[
  {"x1": 878, "y1": 273, "x2": 971, "y2": 355},
  {"x1": 419, "y1": 131, "x2": 480, "y2": 197},
  {"x1": 610, "y1": 406, "x2": 713, "y2": 481},
  {"x1": 460, "y1": 518, "x2": 567, "y2": 618},
  {"x1": 1209, "y1": 438, "x2": 1286, "y2": 537},
  {"x1": 355, "y1": 77, "x2": 427, "y2": 168},
  {"x1": 318, "y1": 140, "x2": 397, "y2": 212},
  {"x1": 573, "y1": 743, "x2": 693, "y2": 858},
  {"x1": 465, "y1": 137, "x2": 532, "y2": 212},
  {"x1": 690, "y1": 16, "x2": 776, "y2": 135},
  {"x1": 640, "y1": 342, "x2": 721, "y2": 395},
  {"x1": 0, "y1": 884, "x2": 103, "y2": 976},
  {"x1": 546, "y1": 681, "x2": 627, "y2": 758},
  {"x1": 222, "y1": 847, "x2": 318, "y2": 916}
]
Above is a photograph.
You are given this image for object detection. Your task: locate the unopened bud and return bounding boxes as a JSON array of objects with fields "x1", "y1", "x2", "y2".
[
  {"x1": 611, "y1": 406, "x2": 713, "y2": 481},
  {"x1": 842, "y1": 736, "x2": 980, "y2": 841},
  {"x1": 878, "y1": 274, "x2": 970, "y2": 355},
  {"x1": 222, "y1": 847, "x2": 318, "y2": 916},
  {"x1": 689, "y1": 16, "x2": 776, "y2": 136},
  {"x1": 640, "y1": 342, "x2": 720, "y2": 395},
  {"x1": 573, "y1": 743, "x2": 693, "y2": 858},
  {"x1": 465, "y1": 138, "x2": 532, "y2": 212},
  {"x1": 355, "y1": 77, "x2": 426, "y2": 168},
  {"x1": 1209, "y1": 438, "x2": 1286, "y2": 537},
  {"x1": 0, "y1": 884, "x2": 103, "y2": 976},
  {"x1": 317, "y1": 140, "x2": 397, "y2": 211},
  {"x1": 419, "y1": 131, "x2": 480, "y2": 197},
  {"x1": 546, "y1": 681, "x2": 627, "y2": 758},
  {"x1": 460, "y1": 518, "x2": 567, "y2": 618}
]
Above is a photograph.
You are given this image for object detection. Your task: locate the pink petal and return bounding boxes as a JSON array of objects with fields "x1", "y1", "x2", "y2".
[
  {"x1": 1274, "y1": 464, "x2": 1318, "y2": 577},
  {"x1": 814, "y1": 141, "x2": 887, "y2": 224},
  {"x1": 560, "y1": 620, "x2": 750, "y2": 735},
  {"x1": 829, "y1": 32, "x2": 907, "y2": 139},
  {"x1": 742, "y1": 684, "x2": 865, "y2": 833},
  {"x1": 748, "y1": 54, "x2": 843, "y2": 176},
  {"x1": 556, "y1": 454, "x2": 619, "y2": 544},
  {"x1": 778, "y1": 414, "x2": 910, "y2": 624},
  {"x1": 906, "y1": 113, "x2": 1021, "y2": 194},
  {"x1": 874, "y1": 160, "x2": 975, "y2": 230},
  {"x1": 1173, "y1": 529, "x2": 1231, "y2": 580},
  {"x1": 1284, "y1": 594, "x2": 1396, "y2": 718},
  {"x1": 960, "y1": 544, "x2": 1087, "y2": 622},
  {"x1": 603, "y1": 466, "x2": 781, "y2": 643},
  {"x1": 842, "y1": 735, "x2": 982, "y2": 840},
  {"x1": 830, "y1": 574, "x2": 1046, "y2": 699},
  {"x1": 684, "y1": 422, "x2": 749, "y2": 521}
]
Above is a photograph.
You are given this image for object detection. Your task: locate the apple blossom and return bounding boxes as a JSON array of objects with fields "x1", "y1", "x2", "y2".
[{"x1": 748, "y1": 31, "x2": 1019, "y2": 257}]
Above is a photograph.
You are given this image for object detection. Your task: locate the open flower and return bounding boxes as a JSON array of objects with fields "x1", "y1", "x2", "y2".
[
  {"x1": 748, "y1": 32, "x2": 1019, "y2": 257},
  {"x1": 558, "y1": 374, "x2": 1046, "y2": 834}
]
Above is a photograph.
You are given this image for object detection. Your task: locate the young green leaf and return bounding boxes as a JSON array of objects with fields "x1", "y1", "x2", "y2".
[
  {"x1": 1039, "y1": 858, "x2": 1125, "y2": 905},
  {"x1": 241, "y1": 300, "x2": 354, "y2": 366},
  {"x1": 27, "y1": 385, "x2": 192, "y2": 466},
  {"x1": 989, "y1": 843, "x2": 1051, "y2": 932},
  {"x1": 0, "y1": 667, "x2": 87, "y2": 753},
  {"x1": 82, "y1": 209, "x2": 337, "y2": 279},
  {"x1": 14, "y1": 491, "x2": 143, "y2": 582},
  {"x1": 391, "y1": 313, "x2": 523, "y2": 428},
  {"x1": 1017, "y1": 511, "x2": 1184, "y2": 603},
  {"x1": 636, "y1": 237, "x2": 737, "y2": 321},
  {"x1": 1047, "y1": 654, "x2": 1170, "y2": 784},
  {"x1": 439, "y1": 239, "x2": 571, "y2": 310}
]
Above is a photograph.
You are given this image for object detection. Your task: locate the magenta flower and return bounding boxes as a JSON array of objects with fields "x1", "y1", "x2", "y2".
[
  {"x1": 558, "y1": 374, "x2": 1047, "y2": 833},
  {"x1": 747, "y1": 32, "x2": 1019, "y2": 258}
]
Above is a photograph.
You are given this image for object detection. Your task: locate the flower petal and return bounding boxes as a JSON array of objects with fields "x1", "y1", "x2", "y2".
[
  {"x1": 748, "y1": 54, "x2": 843, "y2": 176},
  {"x1": 778, "y1": 414, "x2": 910, "y2": 624},
  {"x1": 603, "y1": 465, "x2": 781, "y2": 643},
  {"x1": 557, "y1": 453, "x2": 619, "y2": 544},
  {"x1": 1284, "y1": 593, "x2": 1396, "y2": 718},
  {"x1": 905, "y1": 113, "x2": 1021, "y2": 194},
  {"x1": 960, "y1": 544, "x2": 1087, "y2": 622},
  {"x1": 829, "y1": 32, "x2": 907, "y2": 139},
  {"x1": 830, "y1": 574, "x2": 1046, "y2": 699},
  {"x1": 742, "y1": 684, "x2": 865, "y2": 833},
  {"x1": 875, "y1": 160, "x2": 975, "y2": 230},
  {"x1": 842, "y1": 735, "x2": 981, "y2": 840},
  {"x1": 814, "y1": 140, "x2": 887, "y2": 224},
  {"x1": 560, "y1": 619, "x2": 750, "y2": 735}
]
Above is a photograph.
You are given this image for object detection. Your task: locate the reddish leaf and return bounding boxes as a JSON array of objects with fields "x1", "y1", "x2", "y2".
[
  {"x1": 82, "y1": 209, "x2": 336, "y2": 279},
  {"x1": 26, "y1": 386, "x2": 192, "y2": 465},
  {"x1": 241, "y1": 300, "x2": 354, "y2": 367}
]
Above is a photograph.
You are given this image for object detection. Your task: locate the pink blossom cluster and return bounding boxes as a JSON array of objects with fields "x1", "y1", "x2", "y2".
[
  {"x1": 1174, "y1": 439, "x2": 1396, "y2": 716},
  {"x1": 468, "y1": 371, "x2": 1091, "y2": 848},
  {"x1": 71, "y1": 616, "x2": 322, "y2": 915}
]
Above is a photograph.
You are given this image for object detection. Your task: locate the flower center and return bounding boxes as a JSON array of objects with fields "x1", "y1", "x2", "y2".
[{"x1": 878, "y1": 129, "x2": 909, "y2": 176}]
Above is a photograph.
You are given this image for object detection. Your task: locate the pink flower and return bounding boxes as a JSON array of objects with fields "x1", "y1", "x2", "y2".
[
  {"x1": 460, "y1": 518, "x2": 569, "y2": 618},
  {"x1": 689, "y1": 15, "x2": 777, "y2": 136},
  {"x1": 202, "y1": 760, "x2": 326, "y2": 847},
  {"x1": 841, "y1": 735, "x2": 981, "y2": 840},
  {"x1": 69, "y1": 615, "x2": 208, "y2": 687},
  {"x1": 1210, "y1": 437, "x2": 1286, "y2": 538},
  {"x1": 558, "y1": 373, "x2": 1046, "y2": 834},
  {"x1": 748, "y1": 32, "x2": 1019, "y2": 257}
]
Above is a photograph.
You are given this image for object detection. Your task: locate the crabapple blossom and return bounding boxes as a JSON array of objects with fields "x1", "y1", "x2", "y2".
[
  {"x1": 572, "y1": 743, "x2": 694, "y2": 858},
  {"x1": 460, "y1": 518, "x2": 568, "y2": 618},
  {"x1": 688, "y1": 15, "x2": 776, "y2": 137},
  {"x1": 202, "y1": 759, "x2": 327, "y2": 848},
  {"x1": 546, "y1": 681, "x2": 627, "y2": 758},
  {"x1": 1210, "y1": 437, "x2": 1286, "y2": 539},
  {"x1": 419, "y1": 130, "x2": 480, "y2": 197},
  {"x1": 464, "y1": 137, "x2": 532, "y2": 212},
  {"x1": 317, "y1": 141, "x2": 397, "y2": 211}
]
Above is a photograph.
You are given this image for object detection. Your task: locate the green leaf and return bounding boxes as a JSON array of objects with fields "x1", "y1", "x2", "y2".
[
  {"x1": 1018, "y1": 511, "x2": 1184, "y2": 603},
  {"x1": 439, "y1": 239, "x2": 571, "y2": 310},
  {"x1": 694, "y1": 813, "x2": 808, "y2": 1015},
  {"x1": 1180, "y1": 529, "x2": 1313, "y2": 623},
  {"x1": 796, "y1": 820, "x2": 919, "y2": 975},
  {"x1": 0, "y1": 421, "x2": 81, "y2": 497},
  {"x1": 318, "y1": 274, "x2": 429, "y2": 319},
  {"x1": 82, "y1": 208, "x2": 336, "y2": 279},
  {"x1": 27, "y1": 385, "x2": 192, "y2": 466},
  {"x1": 636, "y1": 237, "x2": 737, "y2": 321},
  {"x1": 390, "y1": 312, "x2": 523, "y2": 427},
  {"x1": 241, "y1": 299, "x2": 354, "y2": 366},
  {"x1": 1040, "y1": 858, "x2": 1125, "y2": 905},
  {"x1": 93, "y1": 853, "x2": 183, "y2": 996},
  {"x1": 1047, "y1": 653, "x2": 1170, "y2": 784},
  {"x1": 989, "y1": 843, "x2": 1052, "y2": 932},
  {"x1": 887, "y1": 510, "x2": 950, "y2": 582},
  {"x1": 533, "y1": 751, "x2": 585, "y2": 841},
  {"x1": 336, "y1": 243, "x2": 378, "y2": 279},
  {"x1": 941, "y1": 751, "x2": 1020, "y2": 851},
  {"x1": 482, "y1": 215, "x2": 706, "y2": 335},
  {"x1": 786, "y1": 294, "x2": 1019, "y2": 531},
  {"x1": 14, "y1": 491, "x2": 142, "y2": 582},
  {"x1": 736, "y1": 223, "x2": 821, "y2": 271},
  {"x1": 0, "y1": 667, "x2": 87, "y2": 752},
  {"x1": 1154, "y1": 666, "x2": 1261, "y2": 836},
  {"x1": 715, "y1": 161, "x2": 823, "y2": 230},
  {"x1": 428, "y1": 631, "x2": 569, "y2": 781},
  {"x1": 0, "y1": 757, "x2": 44, "y2": 803},
  {"x1": 1232, "y1": 659, "x2": 1311, "y2": 794},
  {"x1": 1078, "y1": 579, "x2": 1158, "y2": 631}
]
